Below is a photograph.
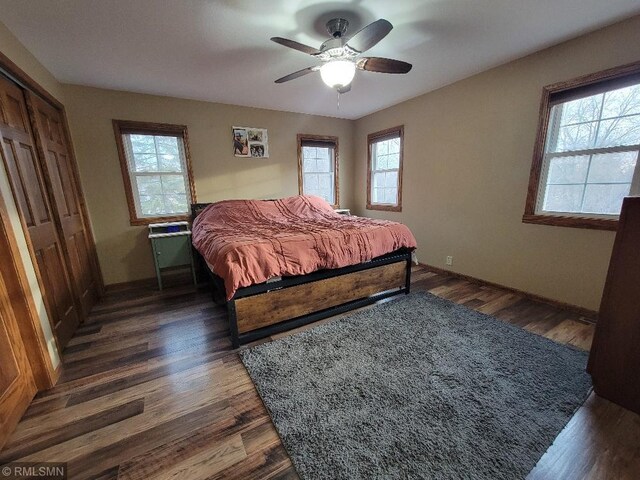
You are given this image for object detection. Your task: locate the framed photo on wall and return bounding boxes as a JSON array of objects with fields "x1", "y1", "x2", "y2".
[{"x1": 233, "y1": 126, "x2": 269, "y2": 157}]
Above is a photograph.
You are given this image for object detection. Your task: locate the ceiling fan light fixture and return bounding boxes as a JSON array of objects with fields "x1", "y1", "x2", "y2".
[
  {"x1": 272, "y1": 18, "x2": 412, "y2": 93},
  {"x1": 320, "y1": 60, "x2": 356, "y2": 89}
]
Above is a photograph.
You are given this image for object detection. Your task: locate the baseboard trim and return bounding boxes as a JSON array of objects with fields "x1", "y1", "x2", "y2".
[
  {"x1": 105, "y1": 270, "x2": 194, "y2": 293},
  {"x1": 105, "y1": 276, "x2": 157, "y2": 292},
  {"x1": 420, "y1": 263, "x2": 598, "y2": 323}
]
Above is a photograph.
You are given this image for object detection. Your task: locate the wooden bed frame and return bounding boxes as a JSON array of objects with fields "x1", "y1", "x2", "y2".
[{"x1": 191, "y1": 203, "x2": 412, "y2": 348}]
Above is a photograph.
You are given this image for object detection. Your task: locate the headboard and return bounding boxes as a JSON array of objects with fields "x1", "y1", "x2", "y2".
[{"x1": 191, "y1": 202, "x2": 212, "y2": 221}]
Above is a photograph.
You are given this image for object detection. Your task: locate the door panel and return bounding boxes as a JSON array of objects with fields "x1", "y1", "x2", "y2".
[
  {"x1": 2, "y1": 139, "x2": 34, "y2": 226},
  {"x1": 0, "y1": 248, "x2": 37, "y2": 449},
  {"x1": 0, "y1": 320, "x2": 20, "y2": 388},
  {"x1": 35, "y1": 243, "x2": 78, "y2": 345},
  {"x1": 0, "y1": 75, "x2": 79, "y2": 349},
  {"x1": 1, "y1": 90, "x2": 30, "y2": 131},
  {"x1": 29, "y1": 94, "x2": 99, "y2": 317}
]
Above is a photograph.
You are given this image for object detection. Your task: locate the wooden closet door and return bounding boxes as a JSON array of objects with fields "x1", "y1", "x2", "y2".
[
  {"x1": 0, "y1": 76, "x2": 79, "y2": 348},
  {"x1": 28, "y1": 93, "x2": 99, "y2": 317},
  {"x1": 0, "y1": 261, "x2": 37, "y2": 449}
]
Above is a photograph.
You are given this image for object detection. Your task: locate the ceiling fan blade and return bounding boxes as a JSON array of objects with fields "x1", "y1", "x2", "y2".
[
  {"x1": 275, "y1": 67, "x2": 319, "y2": 84},
  {"x1": 357, "y1": 57, "x2": 412, "y2": 74},
  {"x1": 345, "y1": 19, "x2": 393, "y2": 53},
  {"x1": 270, "y1": 37, "x2": 321, "y2": 56},
  {"x1": 337, "y1": 84, "x2": 351, "y2": 94}
]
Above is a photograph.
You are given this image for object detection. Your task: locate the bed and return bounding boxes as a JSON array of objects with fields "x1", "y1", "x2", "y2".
[{"x1": 191, "y1": 195, "x2": 417, "y2": 347}]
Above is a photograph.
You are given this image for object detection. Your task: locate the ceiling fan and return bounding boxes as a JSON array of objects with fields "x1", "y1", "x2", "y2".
[{"x1": 271, "y1": 18, "x2": 412, "y2": 94}]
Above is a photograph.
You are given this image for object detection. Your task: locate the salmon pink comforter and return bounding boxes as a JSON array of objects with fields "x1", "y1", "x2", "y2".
[{"x1": 192, "y1": 195, "x2": 417, "y2": 300}]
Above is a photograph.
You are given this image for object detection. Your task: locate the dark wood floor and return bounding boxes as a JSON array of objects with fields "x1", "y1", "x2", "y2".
[{"x1": 2, "y1": 265, "x2": 639, "y2": 479}]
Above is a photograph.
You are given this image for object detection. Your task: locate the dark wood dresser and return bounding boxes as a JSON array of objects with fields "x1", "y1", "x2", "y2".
[{"x1": 588, "y1": 196, "x2": 640, "y2": 414}]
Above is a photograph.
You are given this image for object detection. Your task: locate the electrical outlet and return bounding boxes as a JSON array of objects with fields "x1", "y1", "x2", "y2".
[{"x1": 446, "y1": 256, "x2": 453, "y2": 266}]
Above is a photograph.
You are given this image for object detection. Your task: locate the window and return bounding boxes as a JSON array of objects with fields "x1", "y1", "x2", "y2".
[
  {"x1": 524, "y1": 63, "x2": 640, "y2": 230},
  {"x1": 367, "y1": 126, "x2": 404, "y2": 212},
  {"x1": 297, "y1": 134, "x2": 339, "y2": 207},
  {"x1": 113, "y1": 120, "x2": 196, "y2": 225}
]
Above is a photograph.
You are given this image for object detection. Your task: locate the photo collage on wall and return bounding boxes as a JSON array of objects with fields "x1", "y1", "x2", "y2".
[{"x1": 232, "y1": 126, "x2": 269, "y2": 158}]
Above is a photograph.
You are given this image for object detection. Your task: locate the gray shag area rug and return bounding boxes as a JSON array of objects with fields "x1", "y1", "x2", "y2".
[{"x1": 240, "y1": 292, "x2": 592, "y2": 480}]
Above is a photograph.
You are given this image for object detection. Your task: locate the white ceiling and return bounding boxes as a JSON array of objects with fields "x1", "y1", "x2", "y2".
[{"x1": 1, "y1": 0, "x2": 639, "y2": 119}]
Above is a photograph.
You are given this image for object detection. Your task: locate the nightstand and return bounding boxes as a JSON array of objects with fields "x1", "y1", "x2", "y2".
[{"x1": 148, "y1": 221, "x2": 197, "y2": 290}]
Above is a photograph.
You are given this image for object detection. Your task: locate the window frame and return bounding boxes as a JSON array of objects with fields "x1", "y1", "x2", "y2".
[
  {"x1": 297, "y1": 134, "x2": 339, "y2": 208},
  {"x1": 113, "y1": 120, "x2": 197, "y2": 226},
  {"x1": 367, "y1": 125, "x2": 404, "y2": 212},
  {"x1": 523, "y1": 61, "x2": 640, "y2": 231}
]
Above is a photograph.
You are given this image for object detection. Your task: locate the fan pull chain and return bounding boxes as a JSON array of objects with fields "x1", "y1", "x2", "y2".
[{"x1": 337, "y1": 90, "x2": 340, "y2": 111}]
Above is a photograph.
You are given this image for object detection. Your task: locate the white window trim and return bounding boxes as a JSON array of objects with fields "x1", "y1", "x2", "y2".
[
  {"x1": 370, "y1": 167, "x2": 400, "y2": 206},
  {"x1": 301, "y1": 146, "x2": 336, "y2": 205},
  {"x1": 122, "y1": 133, "x2": 192, "y2": 219},
  {"x1": 535, "y1": 98, "x2": 640, "y2": 220},
  {"x1": 367, "y1": 127, "x2": 404, "y2": 211},
  {"x1": 536, "y1": 148, "x2": 640, "y2": 220},
  {"x1": 297, "y1": 135, "x2": 339, "y2": 207}
]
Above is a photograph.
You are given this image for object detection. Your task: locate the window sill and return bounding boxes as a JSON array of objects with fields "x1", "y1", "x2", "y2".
[
  {"x1": 367, "y1": 203, "x2": 402, "y2": 212},
  {"x1": 522, "y1": 213, "x2": 617, "y2": 231},
  {"x1": 130, "y1": 214, "x2": 190, "y2": 227}
]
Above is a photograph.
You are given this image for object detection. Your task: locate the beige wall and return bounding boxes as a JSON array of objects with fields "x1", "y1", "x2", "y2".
[
  {"x1": 354, "y1": 15, "x2": 640, "y2": 311},
  {"x1": 0, "y1": 21, "x2": 61, "y2": 366},
  {"x1": 63, "y1": 85, "x2": 355, "y2": 285},
  {"x1": 0, "y1": 21, "x2": 65, "y2": 103}
]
